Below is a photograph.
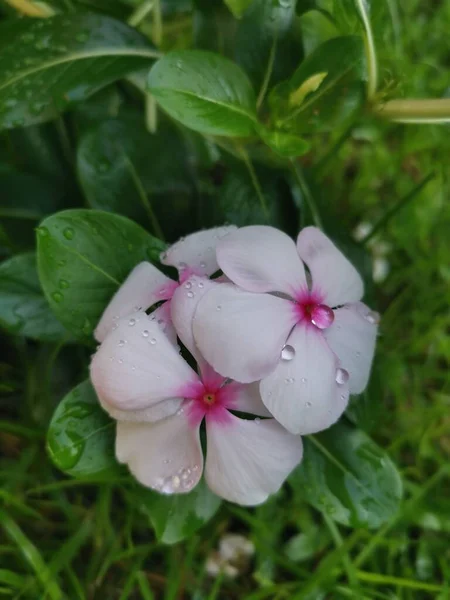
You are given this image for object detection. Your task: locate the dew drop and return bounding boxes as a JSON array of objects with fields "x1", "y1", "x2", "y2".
[
  {"x1": 63, "y1": 227, "x2": 74, "y2": 240},
  {"x1": 216, "y1": 305, "x2": 222, "y2": 311},
  {"x1": 200, "y1": 261, "x2": 206, "y2": 269},
  {"x1": 59, "y1": 279, "x2": 69, "y2": 289},
  {"x1": 52, "y1": 291, "x2": 63, "y2": 303},
  {"x1": 142, "y1": 330, "x2": 149, "y2": 338},
  {"x1": 118, "y1": 340, "x2": 126, "y2": 347},
  {"x1": 37, "y1": 226, "x2": 49, "y2": 237},
  {"x1": 178, "y1": 261, "x2": 187, "y2": 270},
  {"x1": 254, "y1": 417, "x2": 261, "y2": 424},
  {"x1": 335, "y1": 368, "x2": 349, "y2": 385},
  {"x1": 150, "y1": 337, "x2": 157, "y2": 345},
  {"x1": 301, "y1": 377, "x2": 307, "y2": 383},
  {"x1": 187, "y1": 291, "x2": 194, "y2": 298},
  {"x1": 128, "y1": 318, "x2": 136, "y2": 326},
  {"x1": 198, "y1": 281, "x2": 204, "y2": 288},
  {"x1": 305, "y1": 401, "x2": 312, "y2": 408},
  {"x1": 281, "y1": 345, "x2": 295, "y2": 361},
  {"x1": 311, "y1": 304, "x2": 334, "y2": 329},
  {"x1": 365, "y1": 310, "x2": 380, "y2": 325},
  {"x1": 184, "y1": 281, "x2": 192, "y2": 289},
  {"x1": 163, "y1": 459, "x2": 171, "y2": 464}
]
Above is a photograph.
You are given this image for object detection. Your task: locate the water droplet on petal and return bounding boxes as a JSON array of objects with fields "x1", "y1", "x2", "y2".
[
  {"x1": 142, "y1": 330, "x2": 149, "y2": 338},
  {"x1": 311, "y1": 304, "x2": 334, "y2": 329},
  {"x1": 187, "y1": 291, "x2": 194, "y2": 298},
  {"x1": 178, "y1": 261, "x2": 187, "y2": 270},
  {"x1": 335, "y1": 368, "x2": 349, "y2": 385},
  {"x1": 254, "y1": 417, "x2": 261, "y2": 424},
  {"x1": 198, "y1": 281, "x2": 204, "y2": 288},
  {"x1": 118, "y1": 340, "x2": 126, "y2": 347},
  {"x1": 200, "y1": 261, "x2": 206, "y2": 269},
  {"x1": 305, "y1": 401, "x2": 312, "y2": 408},
  {"x1": 184, "y1": 281, "x2": 192, "y2": 289},
  {"x1": 150, "y1": 338, "x2": 157, "y2": 345},
  {"x1": 281, "y1": 345, "x2": 295, "y2": 361},
  {"x1": 128, "y1": 318, "x2": 136, "y2": 326},
  {"x1": 216, "y1": 305, "x2": 222, "y2": 311},
  {"x1": 365, "y1": 310, "x2": 380, "y2": 325},
  {"x1": 301, "y1": 377, "x2": 307, "y2": 383}
]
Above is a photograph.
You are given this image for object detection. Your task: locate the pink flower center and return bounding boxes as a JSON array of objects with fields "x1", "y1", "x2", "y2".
[
  {"x1": 294, "y1": 289, "x2": 334, "y2": 330},
  {"x1": 180, "y1": 378, "x2": 237, "y2": 428}
]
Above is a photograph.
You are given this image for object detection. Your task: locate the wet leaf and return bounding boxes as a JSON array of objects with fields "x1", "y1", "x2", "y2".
[
  {"x1": 290, "y1": 420, "x2": 403, "y2": 529},
  {"x1": 138, "y1": 480, "x2": 221, "y2": 544},
  {"x1": 0, "y1": 252, "x2": 67, "y2": 341},
  {"x1": 37, "y1": 209, "x2": 165, "y2": 342},
  {"x1": 47, "y1": 379, "x2": 118, "y2": 477},
  {"x1": 0, "y1": 13, "x2": 157, "y2": 130},
  {"x1": 148, "y1": 50, "x2": 257, "y2": 136}
]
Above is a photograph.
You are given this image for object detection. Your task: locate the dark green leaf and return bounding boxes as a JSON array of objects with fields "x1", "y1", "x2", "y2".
[
  {"x1": 37, "y1": 209, "x2": 165, "y2": 342},
  {"x1": 0, "y1": 252, "x2": 67, "y2": 341},
  {"x1": 77, "y1": 113, "x2": 195, "y2": 240},
  {"x1": 193, "y1": 0, "x2": 238, "y2": 56},
  {"x1": 346, "y1": 360, "x2": 383, "y2": 433},
  {"x1": 285, "y1": 525, "x2": 330, "y2": 562},
  {"x1": 235, "y1": 0, "x2": 303, "y2": 90},
  {"x1": 270, "y1": 36, "x2": 366, "y2": 133},
  {"x1": 0, "y1": 13, "x2": 158, "y2": 130},
  {"x1": 224, "y1": 0, "x2": 253, "y2": 18},
  {"x1": 138, "y1": 480, "x2": 221, "y2": 544},
  {"x1": 148, "y1": 50, "x2": 257, "y2": 136},
  {"x1": 47, "y1": 379, "x2": 118, "y2": 477},
  {"x1": 258, "y1": 125, "x2": 310, "y2": 157},
  {"x1": 290, "y1": 421, "x2": 403, "y2": 529}
]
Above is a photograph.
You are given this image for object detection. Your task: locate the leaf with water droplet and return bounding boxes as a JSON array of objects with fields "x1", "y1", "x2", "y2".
[
  {"x1": 37, "y1": 209, "x2": 165, "y2": 342},
  {"x1": 47, "y1": 379, "x2": 118, "y2": 477},
  {"x1": 0, "y1": 252, "x2": 67, "y2": 341},
  {"x1": 289, "y1": 420, "x2": 403, "y2": 529},
  {"x1": 136, "y1": 479, "x2": 221, "y2": 544}
]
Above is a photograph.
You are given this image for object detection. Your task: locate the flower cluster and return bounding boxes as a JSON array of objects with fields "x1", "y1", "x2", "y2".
[{"x1": 90, "y1": 225, "x2": 379, "y2": 506}]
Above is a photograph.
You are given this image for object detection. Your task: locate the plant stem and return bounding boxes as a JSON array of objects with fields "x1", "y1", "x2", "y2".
[
  {"x1": 4, "y1": 0, "x2": 55, "y2": 16},
  {"x1": 152, "y1": 0, "x2": 163, "y2": 47},
  {"x1": 375, "y1": 98, "x2": 450, "y2": 123},
  {"x1": 128, "y1": 0, "x2": 154, "y2": 27},
  {"x1": 238, "y1": 145, "x2": 269, "y2": 220},
  {"x1": 354, "y1": 0, "x2": 378, "y2": 99},
  {"x1": 290, "y1": 161, "x2": 323, "y2": 229},
  {"x1": 256, "y1": 35, "x2": 277, "y2": 111},
  {"x1": 145, "y1": 93, "x2": 158, "y2": 134}
]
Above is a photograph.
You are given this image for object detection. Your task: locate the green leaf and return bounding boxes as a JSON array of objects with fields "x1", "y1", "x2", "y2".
[
  {"x1": 223, "y1": 0, "x2": 253, "y2": 18},
  {"x1": 0, "y1": 252, "x2": 67, "y2": 341},
  {"x1": 37, "y1": 209, "x2": 165, "y2": 342},
  {"x1": 0, "y1": 13, "x2": 158, "y2": 130},
  {"x1": 77, "y1": 113, "x2": 195, "y2": 241},
  {"x1": 47, "y1": 379, "x2": 117, "y2": 477},
  {"x1": 235, "y1": 0, "x2": 303, "y2": 90},
  {"x1": 290, "y1": 421, "x2": 403, "y2": 529},
  {"x1": 270, "y1": 36, "x2": 366, "y2": 133},
  {"x1": 138, "y1": 480, "x2": 221, "y2": 544},
  {"x1": 219, "y1": 160, "x2": 298, "y2": 230},
  {"x1": 148, "y1": 50, "x2": 257, "y2": 136},
  {"x1": 258, "y1": 125, "x2": 310, "y2": 157}
]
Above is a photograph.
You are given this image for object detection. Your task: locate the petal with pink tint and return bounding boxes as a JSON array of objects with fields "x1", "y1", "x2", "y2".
[
  {"x1": 148, "y1": 301, "x2": 177, "y2": 346},
  {"x1": 205, "y1": 414, "x2": 303, "y2": 506},
  {"x1": 226, "y1": 382, "x2": 272, "y2": 417},
  {"x1": 116, "y1": 408, "x2": 203, "y2": 494},
  {"x1": 324, "y1": 302, "x2": 378, "y2": 394},
  {"x1": 296, "y1": 227, "x2": 364, "y2": 307},
  {"x1": 260, "y1": 323, "x2": 349, "y2": 435},
  {"x1": 160, "y1": 226, "x2": 237, "y2": 277},
  {"x1": 90, "y1": 315, "x2": 199, "y2": 412},
  {"x1": 217, "y1": 225, "x2": 306, "y2": 296},
  {"x1": 95, "y1": 262, "x2": 176, "y2": 343},
  {"x1": 193, "y1": 284, "x2": 297, "y2": 383},
  {"x1": 171, "y1": 275, "x2": 219, "y2": 359},
  {"x1": 100, "y1": 396, "x2": 182, "y2": 423}
]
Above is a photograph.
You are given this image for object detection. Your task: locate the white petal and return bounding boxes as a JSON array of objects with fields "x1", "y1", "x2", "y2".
[
  {"x1": 116, "y1": 409, "x2": 203, "y2": 494},
  {"x1": 90, "y1": 314, "x2": 199, "y2": 412},
  {"x1": 296, "y1": 227, "x2": 364, "y2": 307},
  {"x1": 95, "y1": 262, "x2": 176, "y2": 342},
  {"x1": 171, "y1": 275, "x2": 219, "y2": 359},
  {"x1": 324, "y1": 302, "x2": 378, "y2": 394},
  {"x1": 205, "y1": 414, "x2": 303, "y2": 506},
  {"x1": 217, "y1": 226, "x2": 306, "y2": 296},
  {"x1": 161, "y1": 226, "x2": 237, "y2": 277},
  {"x1": 260, "y1": 324, "x2": 349, "y2": 435},
  {"x1": 193, "y1": 284, "x2": 297, "y2": 383},
  {"x1": 100, "y1": 396, "x2": 182, "y2": 423},
  {"x1": 231, "y1": 382, "x2": 272, "y2": 417},
  {"x1": 148, "y1": 302, "x2": 178, "y2": 347}
]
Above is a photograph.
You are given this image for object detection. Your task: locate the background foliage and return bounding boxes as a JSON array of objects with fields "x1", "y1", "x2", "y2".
[{"x1": 0, "y1": 0, "x2": 449, "y2": 598}]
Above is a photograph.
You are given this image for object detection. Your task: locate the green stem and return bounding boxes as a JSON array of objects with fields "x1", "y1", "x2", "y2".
[
  {"x1": 238, "y1": 145, "x2": 269, "y2": 220},
  {"x1": 361, "y1": 172, "x2": 434, "y2": 245},
  {"x1": 256, "y1": 35, "x2": 278, "y2": 111},
  {"x1": 290, "y1": 160, "x2": 323, "y2": 229},
  {"x1": 375, "y1": 98, "x2": 450, "y2": 123},
  {"x1": 152, "y1": 0, "x2": 163, "y2": 46},
  {"x1": 354, "y1": 0, "x2": 378, "y2": 98},
  {"x1": 313, "y1": 122, "x2": 354, "y2": 176},
  {"x1": 323, "y1": 514, "x2": 359, "y2": 591},
  {"x1": 127, "y1": 0, "x2": 154, "y2": 27},
  {"x1": 356, "y1": 570, "x2": 444, "y2": 593},
  {"x1": 145, "y1": 93, "x2": 158, "y2": 134}
]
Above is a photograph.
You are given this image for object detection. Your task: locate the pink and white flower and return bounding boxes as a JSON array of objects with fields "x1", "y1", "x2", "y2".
[
  {"x1": 192, "y1": 226, "x2": 379, "y2": 436},
  {"x1": 94, "y1": 226, "x2": 236, "y2": 343},
  {"x1": 90, "y1": 275, "x2": 303, "y2": 506}
]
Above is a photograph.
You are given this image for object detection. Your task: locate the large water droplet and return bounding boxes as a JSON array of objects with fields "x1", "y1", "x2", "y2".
[
  {"x1": 281, "y1": 345, "x2": 295, "y2": 361},
  {"x1": 142, "y1": 330, "x2": 149, "y2": 338},
  {"x1": 311, "y1": 304, "x2": 334, "y2": 329},
  {"x1": 365, "y1": 310, "x2": 380, "y2": 325},
  {"x1": 63, "y1": 227, "x2": 74, "y2": 240},
  {"x1": 335, "y1": 368, "x2": 349, "y2": 385}
]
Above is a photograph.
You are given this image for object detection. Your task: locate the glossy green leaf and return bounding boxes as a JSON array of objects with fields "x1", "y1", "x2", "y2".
[
  {"x1": 290, "y1": 421, "x2": 403, "y2": 529},
  {"x1": 138, "y1": 480, "x2": 221, "y2": 544},
  {"x1": 0, "y1": 252, "x2": 67, "y2": 341},
  {"x1": 258, "y1": 125, "x2": 310, "y2": 157},
  {"x1": 224, "y1": 0, "x2": 253, "y2": 18},
  {"x1": 0, "y1": 13, "x2": 158, "y2": 130},
  {"x1": 77, "y1": 113, "x2": 195, "y2": 240},
  {"x1": 37, "y1": 209, "x2": 165, "y2": 342},
  {"x1": 193, "y1": 0, "x2": 238, "y2": 56},
  {"x1": 47, "y1": 380, "x2": 117, "y2": 477},
  {"x1": 235, "y1": 0, "x2": 303, "y2": 90},
  {"x1": 148, "y1": 50, "x2": 257, "y2": 136},
  {"x1": 219, "y1": 161, "x2": 297, "y2": 231},
  {"x1": 270, "y1": 35, "x2": 366, "y2": 133}
]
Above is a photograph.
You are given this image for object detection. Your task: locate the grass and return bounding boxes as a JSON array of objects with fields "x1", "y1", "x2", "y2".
[{"x1": 1, "y1": 0, "x2": 450, "y2": 598}]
